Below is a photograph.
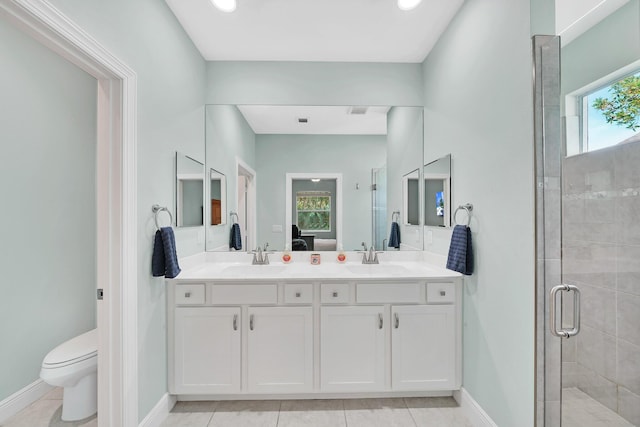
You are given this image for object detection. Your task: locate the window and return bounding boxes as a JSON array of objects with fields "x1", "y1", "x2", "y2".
[
  {"x1": 296, "y1": 191, "x2": 331, "y2": 232},
  {"x1": 581, "y1": 72, "x2": 640, "y2": 153}
]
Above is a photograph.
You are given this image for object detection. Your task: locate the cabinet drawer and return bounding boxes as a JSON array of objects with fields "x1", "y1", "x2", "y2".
[
  {"x1": 175, "y1": 284, "x2": 205, "y2": 305},
  {"x1": 426, "y1": 282, "x2": 455, "y2": 304},
  {"x1": 321, "y1": 283, "x2": 350, "y2": 304},
  {"x1": 212, "y1": 284, "x2": 277, "y2": 304},
  {"x1": 284, "y1": 284, "x2": 313, "y2": 304},
  {"x1": 356, "y1": 283, "x2": 422, "y2": 303}
]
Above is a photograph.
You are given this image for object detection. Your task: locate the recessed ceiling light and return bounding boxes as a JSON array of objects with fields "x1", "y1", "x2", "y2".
[
  {"x1": 211, "y1": 0, "x2": 236, "y2": 13},
  {"x1": 311, "y1": 179, "x2": 321, "y2": 183},
  {"x1": 397, "y1": 0, "x2": 422, "y2": 11}
]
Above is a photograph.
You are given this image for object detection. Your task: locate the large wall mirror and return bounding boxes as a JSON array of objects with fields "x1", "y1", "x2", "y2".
[
  {"x1": 175, "y1": 152, "x2": 204, "y2": 227},
  {"x1": 205, "y1": 105, "x2": 424, "y2": 252},
  {"x1": 423, "y1": 154, "x2": 451, "y2": 227}
]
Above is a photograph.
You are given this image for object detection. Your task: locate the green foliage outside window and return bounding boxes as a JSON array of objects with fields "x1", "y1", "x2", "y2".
[
  {"x1": 297, "y1": 194, "x2": 331, "y2": 231},
  {"x1": 592, "y1": 75, "x2": 640, "y2": 131}
]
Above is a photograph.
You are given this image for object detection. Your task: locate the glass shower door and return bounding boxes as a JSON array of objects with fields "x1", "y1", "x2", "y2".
[
  {"x1": 535, "y1": 34, "x2": 640, "y2": 427},
  {"x1": 371, "y1": 167, "x2": 387, "y2": 251}
]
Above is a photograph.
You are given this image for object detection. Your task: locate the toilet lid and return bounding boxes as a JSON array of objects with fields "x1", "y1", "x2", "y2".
[{"x1": 43, "y1": 328, "x2": 97, "y2": 367}]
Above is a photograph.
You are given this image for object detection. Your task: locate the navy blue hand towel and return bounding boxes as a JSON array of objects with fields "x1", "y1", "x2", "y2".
[
  {"x1": 152, "y1": 227, "x2": 181, "y2": 278},
  {"x1": 388, "y1": 222, "x2": 401, "y2": 249},
  {"x1": 446, "y1": 225, "x2": 473, "y2": 275},
  {"x1": 152, "y1": 230, "x2": 165, "y2": 277},
  {"x1": 229, "y1": 223, "x2": 242, "y2": 250}
]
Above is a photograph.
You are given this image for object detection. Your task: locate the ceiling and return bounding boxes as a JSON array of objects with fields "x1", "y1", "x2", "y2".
[
  {"x1": 165, "y1": 0, "x2": 464, "y2": 63},
  {"x1": 556, "y1": 0, "x2": 630, "y2": 45},
  {"x1": 237, "y1": 105, "x2": 390, "y2": 135}
]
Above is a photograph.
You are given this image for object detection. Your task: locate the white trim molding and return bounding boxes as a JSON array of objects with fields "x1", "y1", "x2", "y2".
[
  {"x1": 138, "y1": 393, "x2": 176, "y2": 427},
  {"x1": 0, "y1": 380, "x2": 54, "y2": 424},
  {"x1": 454, "y1": 388, "x2": 498, "y2": 427},
  {"x1": 0, "y1": 1, "x2": 138, "y2": 426}
]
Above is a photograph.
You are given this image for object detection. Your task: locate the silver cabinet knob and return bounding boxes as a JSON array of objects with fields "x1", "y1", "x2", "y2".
[
  {"x1": 185, "y1": 292, "x2": 191, "y2": 298},
  {"x1": 295, "y1": 292, "x2": 301, "y2": 298},
  {"x1": 332, "y1": 291, "x2": 338, "y2": 297},
  {"x1": 440, "y1": 290, "x2": 446, "y2": 296}
]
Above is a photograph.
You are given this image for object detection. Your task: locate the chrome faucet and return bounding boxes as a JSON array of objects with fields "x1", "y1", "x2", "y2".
[
  {"x1": 252, "y1": 243, "x2": 272, "y2": 265},
  {"x1": 359, "y1": 242, "x2": 382, "y2": 264}
]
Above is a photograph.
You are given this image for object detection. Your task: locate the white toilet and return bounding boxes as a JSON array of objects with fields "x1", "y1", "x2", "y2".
[{"x1": 40, "y1": 328, "x2": 98, "y2": 421}]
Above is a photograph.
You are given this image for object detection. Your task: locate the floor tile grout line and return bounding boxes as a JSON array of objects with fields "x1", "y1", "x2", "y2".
[
  {"x1": 275, "y1": 400, "x2": 282, "y2": 427},
  {"x1": 342, "y1": 399, "x2": 349, "y2": 427},
  {"x1": 403, "y1": 397, "x2": 420, "y2": 427}
]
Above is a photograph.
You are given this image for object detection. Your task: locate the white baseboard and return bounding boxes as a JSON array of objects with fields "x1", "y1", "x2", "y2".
[
  {"x1": 138, "y1": 393, "x2": 176, "y2": 427},
  {"x1": 455, "y1": 388, "x2": 498, "y2": 427},
  {"x1": 0, "y1": 379, "x2": 54, "y2": 424}
]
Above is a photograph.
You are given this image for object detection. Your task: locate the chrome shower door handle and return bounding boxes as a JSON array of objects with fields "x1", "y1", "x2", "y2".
[{"x1": 549, "y1": 284, "x2": 581, "y2": 338}]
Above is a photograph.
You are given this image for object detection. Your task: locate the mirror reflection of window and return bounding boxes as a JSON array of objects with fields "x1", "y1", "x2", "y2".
[
  {"x1": 296, "y1": 191, "x2": 332, "y2": 232},
  {"x1": 176, "y1": 152, "x2": 204, "y2": 227}
]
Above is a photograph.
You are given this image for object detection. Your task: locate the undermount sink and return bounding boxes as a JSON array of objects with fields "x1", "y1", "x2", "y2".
[
  {"x1": 345, "y1": 264, "x2": 409, "y2": 275},
  {"x1": 222, "y1": 264, "x2": 287, "y2": 276}
]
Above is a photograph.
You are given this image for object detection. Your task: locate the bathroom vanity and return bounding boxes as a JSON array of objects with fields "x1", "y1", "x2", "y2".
[{"x1": 167, "y1": 255, "x2": 462, "y2": 399}]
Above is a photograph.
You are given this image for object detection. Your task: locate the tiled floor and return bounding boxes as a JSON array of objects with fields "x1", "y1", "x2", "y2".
[
  {"x1": 161, "y1": 397, "x2": 472, "y2": 427},
  {"x1": 562, "y1": 387, "x2": 634, "y2": 427},
  {"x1": 0, "y1": 388, "x2": 97, "y2": 427}
]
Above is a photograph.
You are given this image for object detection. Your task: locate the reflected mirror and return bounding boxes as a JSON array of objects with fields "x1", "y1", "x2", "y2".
[
  {"x1": 205, "y1": 105, "x2": 424, "y2": 251},
  {"x1": 209, "y1": 168, "x2": 226, "y2": 226},
  {"x1": 175, "y1": 152, "x2": 204, "y2": 227},
  {"x1": 423, "y1": 154, "x2": 451, "y2": 227},
  {"x1": 402, "y1": 169, "x2": 420, "y2": 226}
]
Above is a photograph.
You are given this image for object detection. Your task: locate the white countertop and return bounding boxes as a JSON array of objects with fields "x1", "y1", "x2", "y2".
[{"x1": 172, "y1": 251, "x2": 461, "y2": 281}]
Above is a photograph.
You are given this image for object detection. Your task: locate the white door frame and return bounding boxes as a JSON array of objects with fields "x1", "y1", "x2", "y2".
[
  {"x1": 0, "y1": 1, "x2": 138, "y2": 425},
  {"x1": 286, "y1": 173, "x2": 343, "y2": 249}
]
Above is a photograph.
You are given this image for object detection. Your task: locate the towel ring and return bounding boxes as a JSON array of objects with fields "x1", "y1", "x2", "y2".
[
  {"x1": 454, "y1": 203, "x2": 473, "y2": 226},
  {"x1": 230, "y1": 211, "x2": 239, "y2": 224},
  {"x1": 152, "y1": 204, "x2": 173, "y2": 230}
]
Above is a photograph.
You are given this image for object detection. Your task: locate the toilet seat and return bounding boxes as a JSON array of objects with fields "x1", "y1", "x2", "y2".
[{"x1": 42, "y1": 329, "x2": 97, "y2": 368}]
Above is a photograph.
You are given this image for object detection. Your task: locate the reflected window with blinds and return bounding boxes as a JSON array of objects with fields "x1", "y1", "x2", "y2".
[{"x1": 296, "y1": 191, "x2": 332, "y2": 232}]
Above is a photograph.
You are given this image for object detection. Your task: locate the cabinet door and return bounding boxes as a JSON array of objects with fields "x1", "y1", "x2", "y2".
[
  {"x1": 320, "y1": 306, "x2": 386, "y2": 392},
  {"x1": 391, "y1": 305, "x2": 456, "y2": 390},
  {"x1": 174, "y1": 307, "x2": 241, "y2": 394},
  {"x1": 247, "y1": 306, "x2": 313, "y2": 393}
]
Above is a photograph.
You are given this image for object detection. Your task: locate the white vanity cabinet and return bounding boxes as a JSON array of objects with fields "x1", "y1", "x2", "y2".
[
  {"x1": 168, "y1": 274, "x2": 462, "y2": 399},
  {"x1": 173, "y1": 306, "x2": 241, "y2": 394},
  {"x1": 247, "y1": 306, "x2": 313, "y2": 393},
  {"x1": 320, "y1": 306, "x2": 386, "y2": 391},
  {"x1": 391, "y1": 304, "x2": 456, "y2": 390}
]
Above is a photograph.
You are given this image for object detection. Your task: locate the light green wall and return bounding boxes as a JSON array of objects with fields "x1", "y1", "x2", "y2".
[
  {"x1": 255, "y1": 134, "x2": 386, "y2": 251},
  {"x1": 422, "y1": 0, "x2": 535, "y2": 425},
  {"x1": 0, "y1": 17, "x2": 97, "y2": 401},
  {"x1": 206, "y1": 61, "x2": 424, "y2": 106},
  {"x1": 205, "y1": 105, "x2": 256, "y2": 250},
  {"x1": 386, "y1": 107, "x2": 424, "y2": 250},
  {"x1": 561, "y1": 0, "x2": 640, "y2": 100},
  {"x1": 48, "y1": 0, "x2": 206, "y2": 419}
]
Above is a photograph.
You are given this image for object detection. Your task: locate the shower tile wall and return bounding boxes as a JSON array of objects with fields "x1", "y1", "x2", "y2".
[{"x1": 562, "y1": 139, "x2": 640, "y2": 425}]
